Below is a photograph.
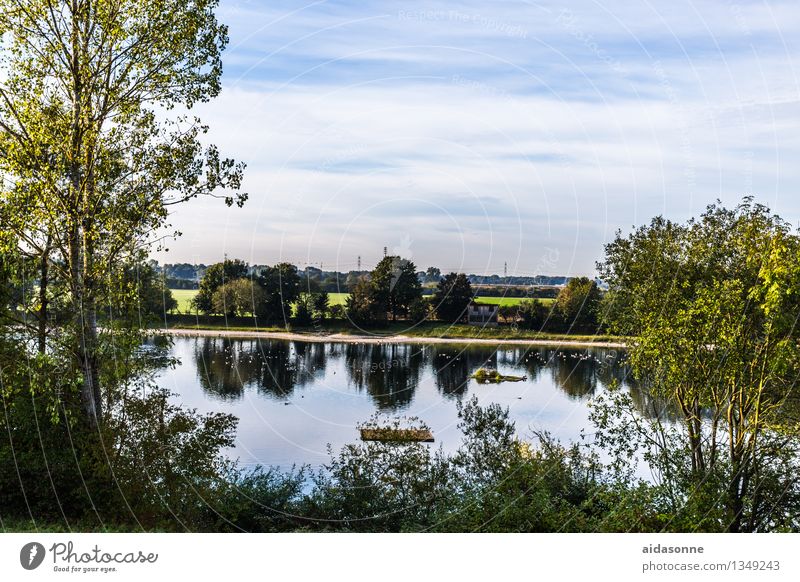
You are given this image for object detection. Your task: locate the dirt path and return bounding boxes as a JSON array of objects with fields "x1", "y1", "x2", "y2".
[{"x1": 156, "y1": 328, "x2": 627, "y2": 349}]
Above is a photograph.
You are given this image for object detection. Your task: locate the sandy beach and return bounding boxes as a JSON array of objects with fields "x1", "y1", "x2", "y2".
[{"x1": 156, "y1": 327, "x2": 627, "y2": 349}]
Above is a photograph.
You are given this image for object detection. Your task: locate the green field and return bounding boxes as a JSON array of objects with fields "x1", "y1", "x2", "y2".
[
  {"x1": 169, "y1": 288, "x2": 551, "y2": 314},
  {"x1": 328, "y1": 292, "x2": 349, "y2": 306},
  {"x1": 171, "y1": 289, "x2": 198, "y2": 313},
  {"x1": 472, "y1": 296, "x2": 554, "y2": 307}
]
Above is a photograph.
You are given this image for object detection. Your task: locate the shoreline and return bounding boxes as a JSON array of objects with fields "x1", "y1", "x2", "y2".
[{"x1": 155, "y1": 327, "x2": 627, "y2": 349}]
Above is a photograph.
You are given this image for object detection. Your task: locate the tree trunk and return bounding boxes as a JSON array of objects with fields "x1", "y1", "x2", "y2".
[
  {"x1": 68, "y1": 1, "x2": 101, "y2": 427},
  {"x1": 37, "y1": 237, "x2": 50, "y2": 354},
  {"x1": 70, "y1": 223, "x2": 101, "y2": 427}
]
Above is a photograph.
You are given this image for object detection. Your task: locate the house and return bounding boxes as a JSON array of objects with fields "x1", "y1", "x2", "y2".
[{"x1": 467, "y1": 302, "x2": 498, "y2": 326}]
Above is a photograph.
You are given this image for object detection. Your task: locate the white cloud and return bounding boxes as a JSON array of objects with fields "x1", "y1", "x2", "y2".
[{"x1": 154, "y1": 0, "x2": 800, "y2": 275}]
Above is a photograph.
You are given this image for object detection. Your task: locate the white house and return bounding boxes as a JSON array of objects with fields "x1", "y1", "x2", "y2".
[{"x1": 467, "y1": 302, "x2": 498, "y2": 326}]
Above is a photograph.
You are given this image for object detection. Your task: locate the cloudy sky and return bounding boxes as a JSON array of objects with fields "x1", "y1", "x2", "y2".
[{"x1": 155, "y1": 0, "x2": 800, "y2": 277}]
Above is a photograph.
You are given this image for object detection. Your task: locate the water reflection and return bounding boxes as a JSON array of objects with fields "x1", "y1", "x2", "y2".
[
  {"x1": 195, "y1": 338, "x2": 330, "y2": 401},
  {"x1": 191, "y1": 337, "x2": 644, "y2": 410},
  {"x1": 157, "y1": 336, "x2": 680, "y2": 469},
  {"x1": 431, "y1": 346, "x2": 497, "y2": 397},
  {"x1": 343, "y1": 343, "x2": 426, "y2": 409}
]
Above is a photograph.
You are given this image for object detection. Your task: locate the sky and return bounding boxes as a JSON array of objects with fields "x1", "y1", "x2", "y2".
[{"x1": 154, "y1": 0, "x2": 800, "y2": 277}]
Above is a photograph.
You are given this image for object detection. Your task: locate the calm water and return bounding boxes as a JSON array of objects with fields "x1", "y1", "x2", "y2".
[{"x1": 154, "y1": 335, "x2": 644, "y2": 470}]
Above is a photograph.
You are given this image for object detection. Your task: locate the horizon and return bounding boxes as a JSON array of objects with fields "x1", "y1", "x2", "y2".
[{"x1": 153, "y1": 0, "x2": 800, "y2": 278}]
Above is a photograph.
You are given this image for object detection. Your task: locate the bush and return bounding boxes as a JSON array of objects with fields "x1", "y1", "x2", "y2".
[
  {"x1": 211, "y1": 278, "x2": 263, "y2": 317},
  {"x1": 408, "y1": 297, "x2": 431, "y2": 323},
  {"x1": 516, "y1": 298, "x2": 549, "y2": 329},
  {"x1": 294, "y1": 292, "x2": 314, "y2": 326},
  {"x1": 432, "y1": 273, "x2": 473, "y2": 322}
]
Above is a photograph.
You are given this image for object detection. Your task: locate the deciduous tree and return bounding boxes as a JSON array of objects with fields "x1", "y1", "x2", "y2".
[
  {"x1": 0, "y1": 0, "x2": 246, "y2": 426},
  {"x1": 597, "y1": 198, "x2": 800, "y2": 531},
  {"x1": 432, "y1": 272, "x2": 473, "y2": 323},
  {"x1": 194, "y1": 259, "x2": 249, "y2": 314}
]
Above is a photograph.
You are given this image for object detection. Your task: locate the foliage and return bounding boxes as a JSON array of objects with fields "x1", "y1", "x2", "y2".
[
  {"x1": 207, "y1": 466, "x2": 308, "y2": 532},
  {"x1": 424, "y1": 266, "x2": 442, "y2": 283},
  {"x1": 345, "y1": 277, "x2": 385, "y2": 326},
  {"x1": 597, "y1": 198, "x2": 800, "y2": 531},
  {"x1": 328, "y1": 304, "x2": 346, "y2": 320},
  {"x1": 257, "y1": 263, "x2": 300, "y2": 323},
  {"x1": 304, "y1": 414, "x2": 450, "y2": 531},
  {"x1": 211, "y1": 278, "x2": 263, "y2": 317},
  {"x1": 312, "y1": 291, "x2": 330, "y2": 320},
  {"x1": 99, "y1": 384, "x2": 238, "y2": 528},
  {"x1": 471, "y1": 368, "x2": 525, "y2": 383},
  {"x1": 516, "y1": 298, "x2": 550, "y2": 329},
  {"x1": 432, "y1": 272, "x2": 473, "y2": 322},
  {"x1": 0, "y1": 0, "x2": 246, "y2": 426},
  {"x1": 370, "y1": 256, "x2": 422, "y2": 320},
  {"x1": 294, "y1": 292, "x2": 314, "y2": 326},
  {"x1": 107, "y1": 259, "x2": 177, "y2": 324},
  {"x1": 554, "y1": 276, "x2": 601, "y2": 332},
  {"x1": 0, "y1": 325, "x2": 239, "y2": 530},
  {"x1": 408, "y1": 297, "x2": 431, "y2": 323},
  {"x1": 193, "y1": 260, "x2": 249, "y2": 314}
]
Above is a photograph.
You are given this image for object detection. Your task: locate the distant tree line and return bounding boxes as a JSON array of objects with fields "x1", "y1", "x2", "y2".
[
  {"x1": 159, "y1": 260, "x2": 581, "y2": 296},
  {"x1": 186, "y1": 256, "x2": 604, "y2": 332}
]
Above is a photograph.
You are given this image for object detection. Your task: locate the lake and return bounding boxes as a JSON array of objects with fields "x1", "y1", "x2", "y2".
[{"x1": 153, "y1": 335, "x2": 644, "y2": 470}]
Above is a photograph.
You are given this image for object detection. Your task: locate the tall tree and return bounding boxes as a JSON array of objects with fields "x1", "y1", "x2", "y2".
[
  {"x1": 598, "y1": 198, "x2": 800, "y2": 531},
  {"x1": 211, "y1": 278, "x2": 263, "y2": 317},
  {"x1": 257, "y1": 263, "x2": 300, "y2": 323},
  {"x1": 193, "y1": 259, "x2": 249, "y2": 314},
  {"x1": 432, "y1": 272, "x2": 473, "y2": 323},
  {"x1": 0, "y1": 0, "x2": 246, "y2": 426},
  {"x1": 345, "y1": 276, "x2": 383, "y2": 326},
  {"x1": 554, "y1": 276, "x2": 601, "y2": 332},
  {"x1": 370, "y1": 255, "x2": 421, "y2": 320}
]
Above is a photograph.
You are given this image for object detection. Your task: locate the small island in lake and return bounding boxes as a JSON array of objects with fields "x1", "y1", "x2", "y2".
[{"x1": 472, "y1": 368, "x2": 527, "y2": 383}]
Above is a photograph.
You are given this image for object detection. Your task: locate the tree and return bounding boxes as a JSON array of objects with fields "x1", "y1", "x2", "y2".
[
  {"x1": 516, "y1": 299, "x2": 549, "y2": 330},
  {"x1": 294, "y1": 292, "x2": 314, "y2": 326},
  {"x1": 345, "y1": 276, "x2": 383, "y2": 326},
  {"x1": 211, "y1": 278, "x2": 263, "y2": 317},
  {"x1": 0, "y1": 0, "x2": 246, "y2": 426},
  {"x1": 110, "y1": 258, "x2": 177, "y2": 322},
  {"x1": 432, "y1": 272, "x2": 473, "y2": 322},
  {"x1": 194, "y1": 259, "x2": 249, "y2": 314},
  {"x1": 597, "y1": 198, "x2": 800, "y2": 531},
  {"x1": 313, "y1": 291, "x2": 330, "y2": 320},
  {"x1": 407, "y1": 297, "x2": 431, "y2": 323},
  {"x1": 554, "y1": 277, "x2": 601, "y2": 332},
  {"x1": 370, "y1": 256, "x2": 422, "y2": 320},
  {"x1": 425, "y1": 266, "x2": 441, "y2": 283},
  {"x1": 257, "y1": 263, "x2": 300, "y2": 323}
]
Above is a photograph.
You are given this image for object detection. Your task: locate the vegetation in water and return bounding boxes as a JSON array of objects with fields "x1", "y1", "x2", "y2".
[{"x1": 471, "y1": 368, "x2": 526, "y2": 383}]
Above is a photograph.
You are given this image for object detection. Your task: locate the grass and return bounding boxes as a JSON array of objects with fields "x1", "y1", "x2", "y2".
[
  {"x1": 171, "y1": 289, "x2": 198, "y2": 313},
  {"x1": 328, "y1": 292, "x2": 349, "y2": 306},
  {"x1": 160, "y1": 314, "x2": 624, "y2": 344},
  {"x1": 473, "y1": 296, "x2": 554, "y2": 307}
]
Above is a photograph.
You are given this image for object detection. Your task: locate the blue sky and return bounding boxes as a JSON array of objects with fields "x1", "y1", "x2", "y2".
[{"x1": 156, "y1": 0, "x2": 800, "y2": 276}]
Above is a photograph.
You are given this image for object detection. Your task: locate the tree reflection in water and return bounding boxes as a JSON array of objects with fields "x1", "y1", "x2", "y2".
[
  {"x1": 431, "y1": 346, "x2": 496, "y2": 397},
  {"x1": 191, "y1": 337, "x2": 663, "y2": 413},
  {"x1": 343, "y1": 343, "x2": 426, "y2": 410},
  {"x1": 195, "y1": 338, "x2": 329, "y2": 400}
]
